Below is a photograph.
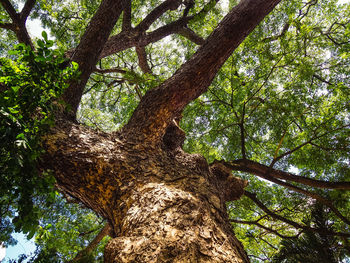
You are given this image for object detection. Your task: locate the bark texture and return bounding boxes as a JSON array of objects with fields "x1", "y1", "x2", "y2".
[{"x1": 42, "y1": 118, "x2": 249, "y2": 262}]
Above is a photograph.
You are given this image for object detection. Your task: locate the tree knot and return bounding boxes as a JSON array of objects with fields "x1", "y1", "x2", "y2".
[
  {"x1": 210, "y1": 160, "x2": 248, "y2": 202},
  {"x1": 162, "y1": 117, "x2": 186, "y2": 151}
]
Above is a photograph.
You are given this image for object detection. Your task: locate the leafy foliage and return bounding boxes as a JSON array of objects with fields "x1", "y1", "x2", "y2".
[
  {"x1": 7, "y1": 194, "x2": 108, "y2": 263},
  {"x1": 0, "y1": 33, "x2": 78, "y2": 245}
]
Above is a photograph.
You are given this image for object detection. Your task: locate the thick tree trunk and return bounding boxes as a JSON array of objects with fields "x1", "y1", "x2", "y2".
[
  {"x1": 104, "y1": 182, "x2": 248, "y2": 262},
  {"x1": 42, "y1": 118, "x2": 249, "y2": 262}
]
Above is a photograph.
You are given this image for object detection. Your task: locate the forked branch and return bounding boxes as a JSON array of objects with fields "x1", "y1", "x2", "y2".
[
  {"x1": 0, "y1": 0, "x2": 35, "y2": 48},
  {"x1": 124, "y1": 0, "x2": 282, "y2": 141}
]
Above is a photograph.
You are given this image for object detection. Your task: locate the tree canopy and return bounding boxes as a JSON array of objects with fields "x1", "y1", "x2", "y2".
[{"x1": 1, "y1": 0, "x2": 350, "y2": 262}]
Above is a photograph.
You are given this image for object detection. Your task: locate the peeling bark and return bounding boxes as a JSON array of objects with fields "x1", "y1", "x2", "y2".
[
  {"x1": 104, "y1": 183, "x2": 248, "y2": 263},
  {"x1": 42, "y1": 117, "x2": 249, "y2": 262}
]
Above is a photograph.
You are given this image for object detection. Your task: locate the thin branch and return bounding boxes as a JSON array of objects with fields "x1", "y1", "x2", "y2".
[
  {"x1": 245, "y1": 56, "x2": 283, "y2": 105},
  {"x1": 248, "y1": 254, "x2": 270, "y2": 261},
  {"x1": 299, "y1": 0, "x2": 318, "y2": 20},
  {"x1": 310, "y1": 142, "x2": 349, "y2": 152},
  {"x1": 258, "y1": 236, "x2": 278, "y2": 250},
  {"x1": 240, "y1": 103, "x2": 246, "y2": 159},
  {"x1": 135, "y1": 0, "x2": 181, "y2": 32},
  {"x1": 231, "y1": 219, "x2": 300, "y2": 239},
  {"x1": 313, "y1": 74, "x2": 333, "y2": 86},
  {"x1": 177, "y1": 27, "x2": 205, "y2": 45},
  {"x1": 271, "y1": 124, "x2": 350, "y2": 165},
  {"x1": 244, "y1": 190, "x2": 350, "y2": 238},
  {"x1": 135, "y1": 46, "x2": 152, "y2": 74},
  {"x1": 79, "y1": 226, "x2": 100, "y2": 237},
  {"x1": 71, "y1": 223, "x2": 112, "y2": 263},
  {"x1": 263, "y1": 22, "x2": 290, "y2": 42}
]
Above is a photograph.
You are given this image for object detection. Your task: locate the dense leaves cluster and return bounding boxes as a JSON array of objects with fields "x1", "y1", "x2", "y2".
[{"x1": 0, "y1": 33, "x2": 78, "y2": 244}]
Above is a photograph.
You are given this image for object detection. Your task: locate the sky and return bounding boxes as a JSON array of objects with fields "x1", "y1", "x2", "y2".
[
  {"x1": 1, "y1": 0, "x2": 350, "y2": 261},
  {"x1": 0, "y1": 233, "x2": 36, "y2": 263}
]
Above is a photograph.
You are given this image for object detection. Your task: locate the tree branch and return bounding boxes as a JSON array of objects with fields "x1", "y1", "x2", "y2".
[
  {"x1": 20, "y1": 0, "x2": 36, "y2": 22},
  {"x1": 135, "y1": 0, "x2": 182, "y2": 32},
  {"x1": 94, "y1": 66, "x2": 127, "y2": 74},
  {"x1": 62, "y1": 0, "x2": 129, "y2": 118},
  {"x1": 221, "y1": 159, "x2": 350, "y2": 225},
  {"x1": 98, "y1": 0, "x2": 221, "y2": 59},
  {"x1": 99, "y1": 16, "x2": 192, "y2": 59},
  {"x1": 0, "y1": 22, "x2": 15, "y2": 30},
  {"x1": 135, "y1": 46, "x2": 152, "y2": 74},
  {"x1": 71, "y1": 223, "x2": 112, "y2": 263},
  {"x1": 123, "y1": 0, "x2": 282, "y2": 141},
  {"x1": 122, "y1": 0, "x2": 132, "y2": 32},
  {"x1": 0, "y1": 0, "x2": 34, "y2": 48},
  {"x1": 177, "y1": 27, "x2": 205, "y2": 45},
  {"x1": 225, "y1": 159, "x2": 350, "y2": 190},
  {"x1": 0, "y1": 0, "x2": 19, "y2": 21}
]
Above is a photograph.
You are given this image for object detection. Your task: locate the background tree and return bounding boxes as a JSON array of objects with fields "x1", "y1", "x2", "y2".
[
  {"x1": 272, "y1": 203, "x2": 349, "y2": 263},
  {"x1": 1, "y1": 0, "x2": 350, "y2": 262}
]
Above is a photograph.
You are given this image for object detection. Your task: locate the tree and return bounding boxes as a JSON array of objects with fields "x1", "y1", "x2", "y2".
[{"x1": 1, "y1": 0, "x2": 350, "y2": 262}]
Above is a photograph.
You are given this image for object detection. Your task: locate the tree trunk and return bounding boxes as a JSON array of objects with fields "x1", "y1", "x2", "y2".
[
  {"x1": 104, "y1": 182, "x2": 248, "y2": 262},
  {"x1": 42, "y1": 118, "x2": 249, "y2": 262}
]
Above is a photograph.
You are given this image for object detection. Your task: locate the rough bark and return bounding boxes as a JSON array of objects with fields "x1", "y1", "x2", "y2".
[{"x1": 42, "y1": 118, "x2": 249, "y2": 262}]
